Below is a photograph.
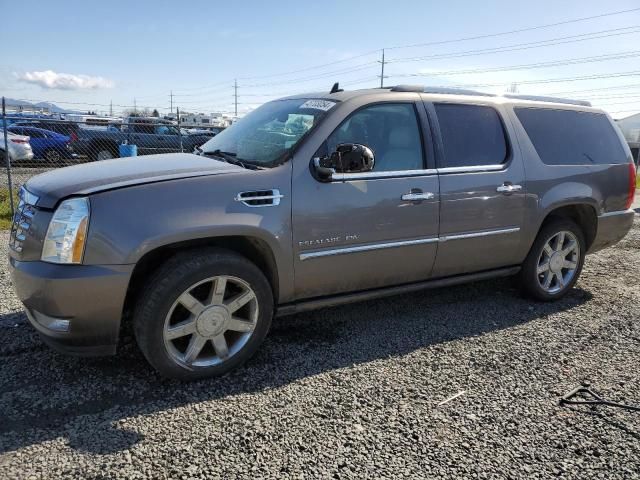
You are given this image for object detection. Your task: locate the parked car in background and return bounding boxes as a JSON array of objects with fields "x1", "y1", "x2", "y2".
[
  {"x1": 71, "y1": 117, "x2": 215, "y2": 161},
  {"x1": 0, "y1": 131, "x2": 34, "y2": 162},
  {"x1": 7, "y1": 126, "x2": 73, "y2": 162},
  {"x1": 8, "y1": 86, "x2": 636, "y2": 380},
  {"x1": 186, "y1": 128, "x2": 223, "y2": 137},
  {"x1": 12, "y1": 120, "x2": 80, "y2": 143}
]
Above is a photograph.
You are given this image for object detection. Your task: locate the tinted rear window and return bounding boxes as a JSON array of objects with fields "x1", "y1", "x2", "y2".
[
  {"x1": 515, "y1": 107, "x2": 627, "y2": 165},
  {"x1": 435, "y1": 103, "x2": 508, "y2": 168}
]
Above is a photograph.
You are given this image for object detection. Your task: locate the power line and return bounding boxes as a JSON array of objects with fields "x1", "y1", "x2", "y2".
[
  {"x1": 129, "y1": 9, "x2": 640, "y2": 102},
  {"x1": 236, "y1": 49, "x2": 381, "y2": 81},
  {"x1": 388, "y1": 50, "x2": 640, "y2": 79},
  {"x1": 384, "y1": 7, "x2": 640, "y2": 50},
  {"x1": 435, "y1": 70, "x2": 640, "y2": 89},
  {"x1": 386, "y1": 26, "x2": 640, "y2": 64},
  {"x1": 241, "y1": 62, "x2": 379, "y2": 88}
]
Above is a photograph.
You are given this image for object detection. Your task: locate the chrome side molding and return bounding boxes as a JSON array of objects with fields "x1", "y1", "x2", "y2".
[
  {"x1": 299, "y1": 227, "x2": 521, "y2": 260},
  {"x1": 438, "y1": 227, "x2": 520, "y2": 243},
  {"x1": 299, "y1": 237, "x2": 439, "y2": 261}
]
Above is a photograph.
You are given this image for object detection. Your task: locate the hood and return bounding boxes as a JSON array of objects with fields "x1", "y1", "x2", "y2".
[{"x1": 26, "y1": 153, "x2": 245, "y2": 208}]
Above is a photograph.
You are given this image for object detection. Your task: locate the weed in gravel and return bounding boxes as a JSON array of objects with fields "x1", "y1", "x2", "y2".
[{"x1": 0, "y1": 188, "x2": 17, "y2": 230}]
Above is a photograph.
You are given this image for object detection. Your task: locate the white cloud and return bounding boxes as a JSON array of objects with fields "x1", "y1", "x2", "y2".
[{"x1": 15, "y1": 70, "x2": 114, "y2": 90}]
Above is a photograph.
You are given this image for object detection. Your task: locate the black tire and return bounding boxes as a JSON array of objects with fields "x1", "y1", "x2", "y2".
[
  {"x1": 44, "y1": 149, "x2": 62, "y2": 164},
  {"x1": 133, "y1": 248, "x2": 273, "y2": 380},
  {"x1": 91, "y1": 144, "x2": 117, "y2": 162},
  {"x1": 520, "y1": 218, "x2": 586, "y2": 301}
]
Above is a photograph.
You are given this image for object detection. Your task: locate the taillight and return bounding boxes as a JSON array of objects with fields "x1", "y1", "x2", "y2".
[
  {"x1": 11, "y1": 138, "x2": 28, "y2": 144},
  {"x1": 70, "y1": 131, "x2": 78, "y2": 142},
  {"x1": 626, "y1": 162, "x2": 637, "y2": 210}
]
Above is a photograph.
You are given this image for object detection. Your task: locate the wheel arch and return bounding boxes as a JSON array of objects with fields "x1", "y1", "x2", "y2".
[
  {"x1": 121, "y1": 235, "x2": 280, "y2": 333},
  {"x1": 538, "y1": 202, "x2": 598, "y2": 251}
]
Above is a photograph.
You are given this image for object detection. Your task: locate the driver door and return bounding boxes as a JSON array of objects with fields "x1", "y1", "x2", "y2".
[{"x1": 291, "y1": 100, "x2": 440, "y2": 300}]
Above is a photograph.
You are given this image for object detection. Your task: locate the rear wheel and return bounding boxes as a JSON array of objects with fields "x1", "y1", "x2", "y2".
[
  {"x1": 92, "y1": 146, "x2": 116, "y2": 161},
  {"x1": 520, "y1": 219, "x2": 585, "y2": 301},
  {"x1": 134, "y1": 248, "x2": 273, "y2": 380}
]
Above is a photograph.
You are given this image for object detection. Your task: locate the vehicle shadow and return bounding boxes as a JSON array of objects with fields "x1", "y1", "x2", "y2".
[{"x1": 0, "y1": 278, "x2": 593, "y2": 455}]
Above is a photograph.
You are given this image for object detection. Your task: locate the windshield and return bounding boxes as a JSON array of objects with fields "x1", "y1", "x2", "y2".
[{"x1": 200, "y1": 98, "x2": 336, "y2": 167}]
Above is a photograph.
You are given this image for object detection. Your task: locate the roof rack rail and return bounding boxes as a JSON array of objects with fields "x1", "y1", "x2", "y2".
[
  {"x1": 502, "y1": 94, "x2": 591, "y2": 107},
  {"x1": 390, "y1": 85, "x2": 495, "y2": 97}
]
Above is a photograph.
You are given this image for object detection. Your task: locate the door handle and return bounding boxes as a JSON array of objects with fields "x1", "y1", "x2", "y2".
[
  {"x1": 496, "y1": 183, "x2": 522, "y2": 194},
  {"x1": 401, "y1": 191, "x2": 435, "y2": 201}
]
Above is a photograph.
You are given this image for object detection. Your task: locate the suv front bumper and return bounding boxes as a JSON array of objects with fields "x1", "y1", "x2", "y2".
[{"x1": 9, "y1": 257, "x2": 133, "y2": 356}]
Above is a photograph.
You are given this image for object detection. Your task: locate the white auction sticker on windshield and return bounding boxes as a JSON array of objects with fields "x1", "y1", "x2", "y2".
[{"x1": 299, "y1": 99, "x2": 336, "y2": 111}]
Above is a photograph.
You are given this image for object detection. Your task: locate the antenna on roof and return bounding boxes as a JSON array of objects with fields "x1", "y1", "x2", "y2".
[{"x1": 330, "y1": 82, "x2": 343, "y2": 94}]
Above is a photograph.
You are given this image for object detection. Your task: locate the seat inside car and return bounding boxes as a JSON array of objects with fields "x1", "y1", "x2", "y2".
[{"x1": 376, "y1": 125, "x2": 423, "y2": 171}]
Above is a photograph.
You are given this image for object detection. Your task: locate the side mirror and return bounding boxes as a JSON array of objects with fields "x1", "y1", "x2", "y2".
[{"x1": 312, "y1": 143, "x2": 375, "y2": 181}]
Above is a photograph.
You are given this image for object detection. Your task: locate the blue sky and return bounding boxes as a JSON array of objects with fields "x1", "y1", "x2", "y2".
[{"x1": 1, "y1": 0, "x2": 640, "y2": 118}]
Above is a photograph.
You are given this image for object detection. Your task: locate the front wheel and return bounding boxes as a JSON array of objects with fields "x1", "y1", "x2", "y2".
[
  {"x1": 134, "y1": 249, "x2": 273, "y2": 380},
  {"x1": 44, "y1": 149, "x2": 62, "y2": 164},
  {"x1": 520, "y1": 219, "x2": 586, "y2": 301}
]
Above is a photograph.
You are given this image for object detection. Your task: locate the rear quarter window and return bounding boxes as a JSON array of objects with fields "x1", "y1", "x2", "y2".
[{"x1": 515, "y1": 107, "x2": 628, "y2": 165}]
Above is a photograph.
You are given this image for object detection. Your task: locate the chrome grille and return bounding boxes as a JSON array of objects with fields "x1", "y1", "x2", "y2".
[{"x1": 9, "y1": 187, "x2": 38, "y2": 253}]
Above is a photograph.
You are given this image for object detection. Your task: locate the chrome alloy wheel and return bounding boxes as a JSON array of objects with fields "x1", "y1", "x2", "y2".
[
  {"x1": 536, "y1": 231, "x2": 580, "y2": 294},
  {"x1": 163, "y1": 275, "x2": 259, "y2": 369}
]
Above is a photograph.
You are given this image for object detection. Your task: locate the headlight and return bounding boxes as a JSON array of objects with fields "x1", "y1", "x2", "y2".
[{"x1": 41, "y1": 197, "x2": 90, "y2": 264}]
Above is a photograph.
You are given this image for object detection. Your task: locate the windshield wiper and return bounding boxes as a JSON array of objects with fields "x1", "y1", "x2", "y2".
[{"x1": 205, "y1": 149, "x2": 263, "y2": 170}]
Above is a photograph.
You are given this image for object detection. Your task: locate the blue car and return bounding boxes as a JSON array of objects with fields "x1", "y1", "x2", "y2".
[{"x1": 6, "y1": 125, "x2": 73, "y2": 162}]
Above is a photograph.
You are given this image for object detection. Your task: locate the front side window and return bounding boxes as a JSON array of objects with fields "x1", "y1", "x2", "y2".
[
  {"x1": 326, "y1": 103, "x2": 424, "y2": 171},
  {"x1": 515, "y1": 107, "x2": 628, "y2": 165},
  {"x1": 201, "y1": 98, "x2": 335, "y2": 167},
  {"x1": 435, "y1": 103, "x2": 508, "y2": 168}
]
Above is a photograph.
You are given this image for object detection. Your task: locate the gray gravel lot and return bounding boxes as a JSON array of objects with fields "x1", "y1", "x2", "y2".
[
  {"x1": 1, "y1": 213, "x2": 640, "y2": 479},
  {"x1": 1, "y1": 168, "x2": 56, "y2": 191}
]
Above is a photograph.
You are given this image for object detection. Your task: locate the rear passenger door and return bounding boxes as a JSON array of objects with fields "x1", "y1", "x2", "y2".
[{"x1": 424, "y1": 100, "x2": 526, "y2": 277}]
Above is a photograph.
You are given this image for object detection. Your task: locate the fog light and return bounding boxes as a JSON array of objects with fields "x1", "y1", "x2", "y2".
[{"x1": 30, "y1": 310, "x2": 71, "y2": 332}]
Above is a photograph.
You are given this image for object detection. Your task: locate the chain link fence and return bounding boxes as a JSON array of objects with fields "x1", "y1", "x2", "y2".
[{"x1": 1, "y1": 100, "x2": 223, "y2": 218}]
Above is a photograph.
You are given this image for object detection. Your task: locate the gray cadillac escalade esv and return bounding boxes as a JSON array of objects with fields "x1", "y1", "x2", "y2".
[{"x1": 8, "y1": 85, "x2": 637, "y2": 380}]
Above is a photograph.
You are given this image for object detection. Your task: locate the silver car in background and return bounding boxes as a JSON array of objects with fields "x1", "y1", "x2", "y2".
[{"x1": 1, "y1": 131, "x2": 34, "y2": 161}]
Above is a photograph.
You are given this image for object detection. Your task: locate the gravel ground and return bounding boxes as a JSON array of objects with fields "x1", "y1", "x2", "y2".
[
  {"x1": 1, "y1": 168, "x2": 56, "y2": 191},
  {"x1": 1, "y1": 213, "x2": 639, "y2": 479}
]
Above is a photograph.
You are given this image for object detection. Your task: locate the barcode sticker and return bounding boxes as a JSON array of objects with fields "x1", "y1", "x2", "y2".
[{"x1": 299, "y1": 99, "x2": 336, "y2": 111}]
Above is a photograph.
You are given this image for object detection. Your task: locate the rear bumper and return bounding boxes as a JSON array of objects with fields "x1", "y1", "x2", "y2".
[
  {"x1": 589, "y1": 209, "x2": 636, "y2": 253},
  {"x1": 8, "y1": 257, "x2": 134, "y2": 356}
]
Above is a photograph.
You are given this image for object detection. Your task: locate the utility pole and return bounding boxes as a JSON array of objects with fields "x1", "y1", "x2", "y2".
[
  {"x1": 170, "y1": 90, "x2": 173, "y2": 114},
  {"x1": 134, "y1": 98, "x2": 137, "y2": 114},
  {"x1": 109, "y1": 100, "x2": 113, "y2": 117},
  {"x1": 378, "y1": 49, "x2": 387, "y2": 88},
  {"x1": 234, "y1": 79, "x2": 238, "y2": 117},
  {"x1": 177, "y1": 106, "x2": 183, "y2": 152}
]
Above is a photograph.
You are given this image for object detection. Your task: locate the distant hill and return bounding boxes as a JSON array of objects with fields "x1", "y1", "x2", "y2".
[{"x1": 3, "y1": 97, "x2": 80, "y2": 114}]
